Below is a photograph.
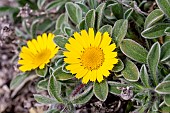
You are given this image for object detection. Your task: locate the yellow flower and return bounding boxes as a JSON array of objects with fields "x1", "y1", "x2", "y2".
[
  {"x1": 18, "y1": 33, "x2": 59, "y2": 72},
  {"x1": 64, "y1": 28, "x2": 118, "y2": 84}
]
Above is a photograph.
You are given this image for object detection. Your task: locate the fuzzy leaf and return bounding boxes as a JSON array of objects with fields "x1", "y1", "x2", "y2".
[
  {"x1": 77, "y1": 3, "x2": 89, "y2": 13},
  {"x1": 48, "y1": 75, "x2": 62, "y2": 102},
  {"x1": 147, "y1": 42, "x2": 160, "y2": 86},
  {"x1": 120, "y1": 39, "x2": 148, "y2": 63},
  {"x1": 156, "y1": 0, "x2": 170, "y2": 18},
  {"x1": 87, "y1": 0, "x2": 97, "y2": 9},
  {"x1": 98, "y1": 25, "x2": 112, "y2": 36},
  {"x1": 85, "y1": 9, "x2": 96, "y2": 29},
  {"x1": 53, "y1": 35, "x2": 68, "y2": 49},
  {"x1": 65, "y1": 2, "x2": 82, "y2": 24},
  {"x1": 78, "y1": 19, "x2": 85, "y2": 30},
  {"x1": 36, "y1": 66, "x2": 48, "y2": 77},
  {"x1": 31, "y1": 19, "x2": 39, "y2": 38},
  {"x1": 144, "y1": 9, "x2": 164, "y2": 29},
  {"x1": 93, "y1": 80, "x2": 108, "y2": 101},
  {"x1": 34, "y1": 94, "x2": 57, "y2": 104},
  {"x1": 165, "y1": 27, "x2": 170, "y2": 36},
  {"x1": 112, "y1": 19, "x2": 128, "y2": 46},
  {"x1": 112, "y1": 59, "x2": 124, "y2": 72},
  {"x1": 155, "y1": 81, "x2": 170, "y2": 94},
  {"x1": 163, "y1": 74, "x2": 170, "y2": 81},
  {"x1": 111, "y1": 3, "x2": 123, "y2": 19},
  {"x1": 37, "y1": 0, "x2": 46, "y2": 9},
  {"x1": 96, "y1": 3, "x2": 106, "y2": 30},
  {"x1": 45, "y1": 0, "x2": 66, "y2": 11},
  {"x1": 141, "y1": 23, "x2": 170, "y2": 39},
  {"x1": 71, "y1": 86, "x2": 93, "y2": 104},
  {"x1": 122, "y1": 59, "x2": 139, "y2": 82},
  {"x1": 140, "y1": 64, "x2": 150, "y2": 88},
  {"x1": 124, "y1": 8, "x2": 133, "y2": 19},
  {"x1": 108, "y1": 81, "x2": 127, "y2": 95},
  {"x1": 161, "y1": 41, "x2": 170, "y2": 62},
  {"x1": 10, "y1": 73, "x2": 28, "y2": 90},
  {"x1": 37, "y1": 79, "x2": 48, "y2": 90},
  {"x1": 55, "y1": 13, "x2": 68, "y2": 29},
  {"x1": 164, "y1": 95, "x2": 170, "y2": 107},
  {"x1": 53, "y1": 67, "x2": 74, "y2": 81}
]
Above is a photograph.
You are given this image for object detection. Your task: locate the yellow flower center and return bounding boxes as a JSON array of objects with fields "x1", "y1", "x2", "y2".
[
  {"x1": 33, "y1": 49, "x2": 51, "y2": 65},
  {"x1": 81, "y1": 47, "x2": 104, "y2": 70}
]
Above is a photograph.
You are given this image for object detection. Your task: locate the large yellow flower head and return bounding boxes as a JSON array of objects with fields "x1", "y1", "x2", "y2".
[
  {"x1": 18, "y1": 33, "x2": 59, "y2": 72},
  {"x1": 64, "y1": 28, "x2": 118, "y2": 84}
]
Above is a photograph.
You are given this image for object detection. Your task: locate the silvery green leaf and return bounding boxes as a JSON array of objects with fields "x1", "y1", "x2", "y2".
[
  {"x1": 120, "y1": 39, "x2": 148, "y2": 63},
  {"x1": 36, "y1": 66, "x2": 48, "y2": 77},
  {"x1": 45, "y1": 0, "x2": 67, "y2": 11},
  {"x1": 139, "y1": 64, "x2": 150, "y2": 88},
  {"x1": 164, "y1": 95, "x2": 170, "y2": 107},
  {"x1": 141, "y1": 23, "x2": 170, "y2": 39},
  {"x1": 96, "y1": 3, "x2": 106, "y2": 30},
  {"x1": 71, "y1": 86, "x2": 93, "y2": 104},
  {"x1": 55, "y1": 13, "x2": 68, "y2": 29},
  {"x1": 112, "y1": 59, "x2": 124, "y2": 72},
  {"x1": 37, "y1": 0, "x2": 46, "y2": 9},
  {"x1": 53, "y1": 67, "x2": 74, "y2": 81},
  {"x1": 144, "y1": 9, "x2": 164, "y2": 29},
  {"x1": 108, "y1": 81, "x2": 127, "y2": 95},
  {"x1": 155, "y1": 81, "x2": 170, "y2": 94},
  {"x1": 85, "y1": 9, "x2": 95, "y2": 29},
  {"x1": 165, "y1": 27, "x2": 170, "y2": 36},
  {"x1": 98, "y1": 25, "x2": 112, "y2": 36},
  {"x1": 10, "y1": 73, "x2": 28, "y2": 90},
  {"x1": 34, "y1": 94, "x2": 57, "y2": 104},
  {"x1": 77, "y1": 3, "x2": 89, "y2": 13},
  {"x1": 124, "y1": 8, "x2": 133, "y2": 20},
  {"x1": 37, "y1": 79, "x2": 48, "y2": 90},
  {"x1": 87, "y1": 0, "x2": 97, "y2": 9},
  {"x1": 147, "y1": 42, "x2": 160, "y2": 86},
  {"x1": 160, "y1": 41, "x2": 170, "y2": 62},
  {"x1": 122, "y1": 59, "x2": 139, "y2": 82},
  {"x1": 112, "y1": 19, "x2": 128, "y2": 46},
  {"x1": 48, "y1": 75, "x2": 62, "y2": 102},
  {"x1": 53, "y1": 35, "x2": 68, "y2": 49},
  {"x1": 111, "y1": 3, "x2": 123, "y2": 19},
  {"x1": 156, "y1": 0, "x2": 170, "y2": 18},
  {"x1": 65, "y1": 2, "x2": 82, "y2": 25},
  {"x1": 93, "y1": 80, "x2": 108, "y2": 101}
]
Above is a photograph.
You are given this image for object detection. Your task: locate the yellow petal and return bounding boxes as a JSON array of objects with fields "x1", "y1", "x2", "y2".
[
  {"x1": 100, "y1": 32, "x2": 111, "y2": 48},
  {"x1": 88, "y1": 28, "x2": 95, "y2": 45},
  {"x1": 82, "y1": 71, "x2": 91, "y2": 84},
  {"x1": 92, "y1": 31, "x2": 102, "y2": 47},
  {"x1": 75, "y1": 68, "x2": 88, "y2": 79}
]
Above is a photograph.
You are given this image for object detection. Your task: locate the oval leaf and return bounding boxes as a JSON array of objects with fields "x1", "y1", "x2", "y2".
[
  {"x1": 10, "y1": 73, "x2": 28, "y2": 90},
  {"x1": 37, "y1": 79, "x2": 48, "y2": 90},
  {"x1": 140, "y1": 64, "x2": 150, "y2": 88},
  {"x1": 34, "y1": 94, "x2": 57, "y2": 104},
  {"x1": 155, "y1": 81, "x2": 170, "y2": 94},
  {"x1": 53, "y1": 35, "x2": 68, "y2": 49},
  {"x1": 144, "y1": 9, "x2": 164, "y2": 29},
  {"x1": 71, "y1": 86, "x2": 93, "y2": 104},
  {"x1": 164, "y1": 95, "x2": 170, "y2": 107},
  {"x1": 55, "y1": 13, "x2": 68, "y2": 29},
  {"x1": 112, "y1": 19, "x2": 128, "y2": 46},
  {"x1": 120, "y1": 39, "x2": 148, "y2": 63},
  {"x1": 93, "y1": 80, "x2": 108, "y2": 101},
  {"x1": 96, "y1": 3, "x2": 106, "y2": 30},
  {"x1": 85, "y1": 9, "x2": 96, "y2": 29},
  {"x1": 111, "y1": 3, "x2": 123, "y2": 19},
  {"x1": 48, "y1": 75, "x2": 62, "y2": 102},
  {"x1": 36, "y1": 66, "x2": 48, "y2": 77},
  {"x1": 147, "y1": 42, "x2": 160, "y2": 86},
  {"x1": 65, "y1": 2, "x2": 82, "y2": 24},
  {"x1": 161, "y1": 41, "x2": 170, "y2": 62},
  {"x1": 142, "y1": 23, "x2": 170, "y2": 39},
  {"x1": 108, "y1": 81, "x2": 127, "y2": 95},
  {"x1": 53, "y1": 66, "x2": 74, "y2": 81},
  {"x1": 112, "y1": 58, "x2": 124, "y2": 72},
  {"x1": 98, "y1": 25, "x2": 112, "y2": 36},
  {"x1": 156, "y1": 0, "x2": 170, "y2": 18},
  {"x1": 122, "y1": 59, "x2": 139, "y2": 82},
  {"x1": 124, "y1": 8, "x2": 133, "y2": 20}
]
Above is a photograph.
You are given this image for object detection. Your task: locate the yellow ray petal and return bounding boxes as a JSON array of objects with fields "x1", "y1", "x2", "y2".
[
  {"x1": 75, "y1": 68, "x2": 88, "y2": 79},
  {"x1": 88, "y1": 28, "x2": 95, "y2": 45},
  {"x1": 100, "y1": 32, "x2": 111, "y2": 48},
  {"x1": 92, "y1": 31, "x2": 102, "y2": 47},
  {"x1": 82, "y1": 71, "x2": 91, "y2": 84}
]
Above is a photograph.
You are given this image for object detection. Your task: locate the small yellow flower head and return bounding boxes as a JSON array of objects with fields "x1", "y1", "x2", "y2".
[
  {"x1": 64, "y1": 28, "x2": 118, "y2": 84},
  {"x1": 18, "y1": 33, "x2": 59, "y2": 72}
]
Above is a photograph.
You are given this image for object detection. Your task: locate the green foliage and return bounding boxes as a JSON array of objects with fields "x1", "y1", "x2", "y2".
[
  {"x1": 93, "y1": 80, "x2": 108, "y2": 101},
  {"x1": 9, "y1": 0, "x2": 170, "y2": 112}
]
